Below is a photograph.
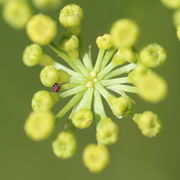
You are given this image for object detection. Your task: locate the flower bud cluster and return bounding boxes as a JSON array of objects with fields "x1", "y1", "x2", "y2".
[{"x1": 22, "y1": 4, "x2": 167, "y2": 173}]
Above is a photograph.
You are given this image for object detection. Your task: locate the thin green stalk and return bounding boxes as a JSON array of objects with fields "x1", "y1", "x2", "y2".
[
  {"x1": 100, "y1": 48, "x2": 116, "y2": 70},
  {"x1": 94, "y1": 89, "x2": 107, "y2": 120},
  {"x1": 73, "y1": 59, "x2": 89, "y2": 77},
  {"x1": 95, "y1": 83, "x2": 112, "y2": 100},
  {"x1": 104, "y1": 63, "x2": 136, "y2": 79},
  {"x1": 94, "y1": 49, "x2": 105, "y2": 73},
  {"x1": 56, "y1": 92, "x2": 84, "y2": 120},
  {"x1": 61, "y1": 83, "x2": 79, "y2": 90},
  {"x1": 82, "y1": 46, "x2": 93, "y2": 71},
  {"x1": 54, "y1": 62, "x2": 82, "y2": 77},
  {"x1": 97, "y1": 61, "x2": 116, "y2": 80},
  {"x1": 107, "y1": 85, "x2": 138, "y2": 94},
  {"x1": 75, "y1": 87, "x2": 94, "y2": 111},
  {"x1": 101, "y1": 77, "x2": 129, "y2": 86},
  {"x1": 49, "y1": 42, "x2": 80, "y2": 72},
  {"x1": 59, "y1": 85, "x2": 86, "y2": 98}
]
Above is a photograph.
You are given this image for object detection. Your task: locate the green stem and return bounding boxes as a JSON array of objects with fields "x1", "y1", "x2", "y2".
[
  {"x1": 82, "y1": 46, "x2": 93, "y2": 71},
  {"x1": 76, "y1": 88, "x2": 94, "y2": 111},
  {"x1": 59, "y1": 85, "x2": 86, "y2": 98},
  {"x1": 94, "y1": 49, "x2": 105, "y2": 73},
  {"x1": 49, "y1": 42, "x2": 80, "y2": 72},
  {"x1": 61, "y1": 83, "x2": 78, "y2": 90},
  {"x1": 95, "y1": 83, "x2": 112, "y2": 100},
  {"x1": 54, "y1": 62, "x2": 82, "y2": 77},
  {"x1": 107, "y1": 85, "x2": 137, "y2": 94},
  {"x1": 73, "y1": 59, "x2": 89, "y2": 77},
  {"x1": 104, "y1": 63, "x2": 136, "y2": 79},
  {"x1": 101, "y1": 77, "x2": 129, "y2": 86},
  {"x1": 56, "y1": 92, "x2": 84, "y2": 120},
  {"x1": 94, "y1": 89, "x2": 107, "y2": 120},
  {"x1": 97, "y1": 61, "x2": 116, "y2": 80},
  {"x1": 100, "y1": 48, "x2": 116, "y2": 70}
]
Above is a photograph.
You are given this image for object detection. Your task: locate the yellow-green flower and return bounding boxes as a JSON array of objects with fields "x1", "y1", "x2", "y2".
[
  {"x1": 52, "y1": 131, "x2": 77, "y2": 159},
  {"x1": 26, "y1": 14, "x2": 57, "y2": 45},
  {"x1": 137, "y1": 72, "x2": 167, "y2": 103},
  {"x1": 23, "y1": 3, "x2": 168, "y2": 172},
  {"x1": 96, "y1": 118, "x2": 119, "y2": 146},
  {"x1": 111, "y1": 19, "x2": 139, "y2": 48},
  {"x1": 3, "y1": 0, "x2": 32, "y2": 29},
  {"x1": 33, "y1": 0, "x2": 63, "y2": 10},
  {"x1": 59, "y1": 4, "x2": 83, "y2": 28},
  {"x1": 71, "y1": 109, "x2": 93, "y2": 129},
  {"x1": 108, "y1": 96, "x2": 132, "y2": 118},
  {"x1": 83, "y1": 144, "x2": 109, "y2": 173},
  {"x1": 40, "y1": 65, "x2": 69, "y2": 87},
  {"x1": 96, "y1": 34, "x2": 113, "y2": 50},
  {"x1": 161, "y1": 0, "x2": 180, "y2": 9},
  {"x1": 25, "y1": 111, "x2": 55, "y2": 141},
  {"x1": 32, "y1": 90, "x2": 59, "y2": 111},
  {"x1": 112, "y1": 48, "x2": 136, "y2": 65},
  {"x1": 133, "y1": 111, "x2": 162, "y2": 137},
  {"x1": 139, "y1": 43, "x2": 167, "y2": 68}
]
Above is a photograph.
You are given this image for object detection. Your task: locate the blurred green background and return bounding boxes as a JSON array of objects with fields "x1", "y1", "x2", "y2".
[{"x1": 0, "y1": 0, "x2": 180, "y2": 179}]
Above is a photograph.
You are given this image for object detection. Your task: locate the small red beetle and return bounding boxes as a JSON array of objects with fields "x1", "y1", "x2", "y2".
[{"x1": 51, "y1": 83, "x2": 61, "y2": 92}]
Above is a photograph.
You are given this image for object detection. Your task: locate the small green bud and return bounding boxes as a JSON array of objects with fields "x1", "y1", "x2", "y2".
[
  {"x1": 40, "y1": 65, "x2": 69, "y2": 87},
  {"x1": 139, "y1": 43, "x2": 167, "y2": 68},
  {"x1": 96, "y1": 118, "x2": 119, "y2": 146},
  {"x1": 133, "y1": 111, "x2": 162, "y2": 137},
  {"x1": 173, "y1": 9, "x2": 180, "y2": 26},
  {"x1": 111, "y1": 19, "x2": 139, "y2": 48},
  {"x1": 3, "y1": 0, "x2": 32, "y2": 29},
  {"x1": 59, "y1": 4, "x2": 83, "y2": 27},
  {"x1": 177, "y1": 24, "x2": 180, "y2": 40},
  {"x1": 32, "y1": 90, "x2": 59, "y2": 111},
  {"x1": 59, "y1": 33, "x2": 79, "y2": 52},
  {"x1": 137, "y1": 72, "x2": 168, "y2": 103},
  {"x1": 161, "y1": 0, "x2": 180, "y2": 9},
  {"x1": 25, "y1": 111, "x2": 55, "y2": 141},
  {"x1": 26, "y1": 14, "x2": 57, "y2": 45},
  {"x1": 108, "y1": 96, "x2": 132, "y2": 118},
  {"x1": 23, "y1": 44, "x2": 54, "y2": 67},
  {"x1": 23, "y1": 44, "x2": 43, "y2": 67},
  {"x1": 112, "y1": 48, "x2": 136, "y2": 65},
  {"x1": 83, "y1": 144, "x2": 109, "y2": 173},
  {"x1": 96, "y1": 34, "x2": 113, "y2": 50},
  {"x1": 52, "y1": 131, "x2": 77, "y2": 159},
  {"x1": 33, "y1": 0, "x2": 63, "y2": 10},
  {"x1": 71, "y1": 109, "x2": 93, "y2": 129}
]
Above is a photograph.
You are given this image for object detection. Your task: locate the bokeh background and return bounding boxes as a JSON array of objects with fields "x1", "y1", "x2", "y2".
[{"x1": 0, "y1": 0, "x2": 180, "y2": 179}]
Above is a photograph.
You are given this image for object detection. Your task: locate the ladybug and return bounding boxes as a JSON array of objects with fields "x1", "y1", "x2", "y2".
[{"x1": 51, "y1": 83, "x2": 61, "y2": 92}]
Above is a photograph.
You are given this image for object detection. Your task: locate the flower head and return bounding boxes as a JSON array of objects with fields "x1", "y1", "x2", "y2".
[
  {"x1": 96, "y1": 34, "x2": 113, "y2": 50},
  {"x1": 133, "y1": 111, "x2": 162, "y2": 137},
  {"x1": 25, "y1": 111, "x2": 55, "y2": 141},
  {"x1": 71, "y1": 109, "x2": 93, "y2": 129},
  {"x1": 23, "y1": 4, "x2": 168, "y2": 173},
  {"x1": 59, "y1": 4, "x2": 83, "y2": 28},
  {"x1": 96, "y1": 118, "x2": 119, "y2": 146},
  {"x1": 40, "y1": 65, "x2": 69, "y2": 87},
  {"x1": 110, "y1": 19, "x2": 139, "y2": 48},
  {"x1": 26, "y1": 14, "x2": 57, "y2": 45},
  {"x1": 52, "y1": 131, "x2": 77, "y2": 159},
  {"x1": 139, "y1": 43, "x2": 167, "y2": 68},
  {"x1": 83, "y1": 144, "x2": 109, "y2": 173},
  {"x1": 32, "y1": 90, "x2": 59, "y2": 111},
  {"x1": 3, "y1": 0, "x2": 32, "y2": 29}
]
